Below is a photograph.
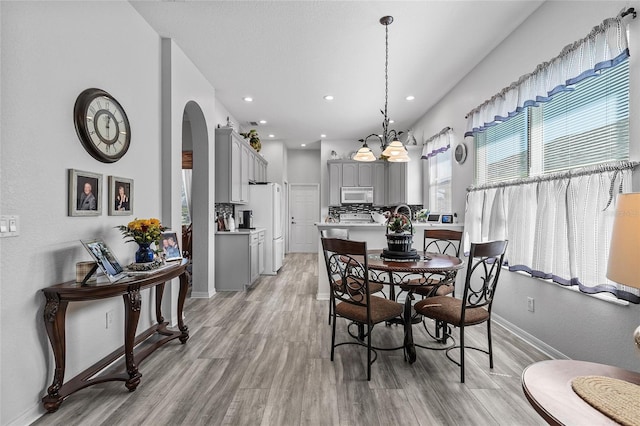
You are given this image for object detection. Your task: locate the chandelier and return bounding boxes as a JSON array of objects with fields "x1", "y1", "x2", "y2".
[{"x1": 354, "y1": 16, "x2": 410, "y2": 163}]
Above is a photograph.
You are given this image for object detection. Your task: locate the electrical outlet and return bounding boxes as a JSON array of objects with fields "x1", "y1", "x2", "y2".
[
  {"x1": 527, "y1": 297, "x2": 535, "y2": 312},
  {"x1": 106, "y1": 310, "x2": 114, "y2": 329}
]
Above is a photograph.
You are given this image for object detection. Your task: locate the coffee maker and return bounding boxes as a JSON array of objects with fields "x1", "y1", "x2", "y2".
[{"x1": 239, "y1": 210, "x2": 254, "y2": 229}]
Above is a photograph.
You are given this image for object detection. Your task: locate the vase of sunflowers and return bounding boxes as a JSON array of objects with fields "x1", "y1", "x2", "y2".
[
  {"x1": 117, "y1": 218, "x2": 167, "y2": 263},
  {"x1": 384, "y1": 212, "x2": 414, "y2": 252}
]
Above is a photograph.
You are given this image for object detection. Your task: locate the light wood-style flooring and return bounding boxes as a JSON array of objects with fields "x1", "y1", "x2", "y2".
[{"x1": 33, "y1": 253, "x2": 549, "y2": 425}]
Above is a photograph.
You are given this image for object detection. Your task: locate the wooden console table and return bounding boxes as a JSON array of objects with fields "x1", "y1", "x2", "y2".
[{"x1": 41, "y1": 259, "x2": 190, "y2": 413}]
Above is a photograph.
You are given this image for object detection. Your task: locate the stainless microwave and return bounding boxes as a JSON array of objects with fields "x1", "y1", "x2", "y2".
[{"x1": 341, "y1": 187, "x2": 374, "y2": 204}]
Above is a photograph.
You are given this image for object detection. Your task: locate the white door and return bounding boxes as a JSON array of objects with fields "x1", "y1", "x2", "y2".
[{"x1": 289, "y1": 184, "x2": 320, "y2": 253}]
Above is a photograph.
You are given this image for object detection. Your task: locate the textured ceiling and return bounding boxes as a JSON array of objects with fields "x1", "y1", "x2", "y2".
[{"x1": 131, "y1": 0, "x2": 544, "y2": 149}]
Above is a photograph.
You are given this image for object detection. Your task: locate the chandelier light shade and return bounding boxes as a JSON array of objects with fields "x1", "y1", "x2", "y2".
[{"x1": 355, "y1": 15, "x2": 409, "y2": 162}]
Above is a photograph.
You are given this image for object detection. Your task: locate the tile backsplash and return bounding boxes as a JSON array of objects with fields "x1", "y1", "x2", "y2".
[{"x1": 328, "y1": 204, "x2": 423, "y2": 220}]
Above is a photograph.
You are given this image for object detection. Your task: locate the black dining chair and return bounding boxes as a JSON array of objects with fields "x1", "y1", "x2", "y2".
[
  {"x1": 321, "y1": 237, "x2": 403, "y2": 381},
  {"x1": 414, "y1": 240, "x2": 508, "y2": 383},
  {"x1": 321, "y1": 229, "x2": 385, "y2": 325}
]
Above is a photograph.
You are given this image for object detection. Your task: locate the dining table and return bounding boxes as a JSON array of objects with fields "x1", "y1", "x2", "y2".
[{"x1": 361, "y1": 249, "x2": 465, "y2": 363}]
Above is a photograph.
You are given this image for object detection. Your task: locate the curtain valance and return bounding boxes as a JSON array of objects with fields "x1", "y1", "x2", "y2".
[
  {"x1": 464, "y1": 9, "x2": 631, "y2": 137},
  {"x1": 421, "y1": 127, "x2": 452, "y2": 160}
]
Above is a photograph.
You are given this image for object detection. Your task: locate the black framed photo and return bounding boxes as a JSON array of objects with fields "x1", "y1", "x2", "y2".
[
  {"x1": 69, "y1": 169, "x2": 102, "y2": 217},
  {"x1": 160, "y1": 231, "x2": 182, "y2": 261},
  {"x1": 108, "y1": 176, "x2": 133, "y2": 216}
]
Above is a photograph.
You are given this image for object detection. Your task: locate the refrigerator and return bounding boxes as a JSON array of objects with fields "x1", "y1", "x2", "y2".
[{"x1": 248, "y1": 182, "x2": 284, "y2": 275}]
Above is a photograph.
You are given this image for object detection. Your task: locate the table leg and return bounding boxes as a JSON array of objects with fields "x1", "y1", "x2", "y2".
[
  {"x1": 154, "y1": 282, "x2": 165, "y2": 324},
  {"x1": 404, "y1": 291, "x2": 417, "y2": 364},
  {"x1": 123, "y1": 287, "x2": 142, "y2": 391},
  {"x1": 42, "y1": 293, "x2": 69, "y2": 413},
  {"x1": 177, "y1": 270, "x2": 190, "y2": 343}
]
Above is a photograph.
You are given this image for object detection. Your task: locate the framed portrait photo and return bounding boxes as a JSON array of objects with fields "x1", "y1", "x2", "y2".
[
  {"x1": 69, "y1": 169, "x2": 102, "y2": 217},
  {"x1": 160, "y1": 231, "x2": 182, "y2": 261},
  {"x1": 108, "y1": 176, "x2": 133, "y2": 216}
]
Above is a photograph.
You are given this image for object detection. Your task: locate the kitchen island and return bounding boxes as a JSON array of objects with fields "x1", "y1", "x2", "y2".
[
  {"x1": 215, "y1": 228, "x2": 266, "y2": 291},
  {"x1": 315, "y1": 222, "x2": 464, "y2": 300}
]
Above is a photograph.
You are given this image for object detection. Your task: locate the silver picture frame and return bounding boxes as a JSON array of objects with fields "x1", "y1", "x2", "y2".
[
  {"x1": 108, "y1": 176, "x2": 133, "y2": 216},
  {"x1": 68, "y1": 169, "x2": 102, "y2": 217}
]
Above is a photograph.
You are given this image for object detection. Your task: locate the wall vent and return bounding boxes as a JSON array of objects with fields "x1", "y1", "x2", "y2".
[{"x1": 248, "y1": 121, "x2": 260, "y2": 126}]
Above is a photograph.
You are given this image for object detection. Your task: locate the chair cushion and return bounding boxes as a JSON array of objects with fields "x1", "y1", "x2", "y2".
[
  {"x1": 335, "y1": 295, "x2": 403, "y2": 325},
  {"x1": 414, "y1": 296, "x2": 489, "y2": 326},
  {"x1": 400, "y1": 282, "x2": 454, "y2": 297}
]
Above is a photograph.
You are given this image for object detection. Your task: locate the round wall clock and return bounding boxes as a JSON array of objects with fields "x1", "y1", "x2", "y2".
[
  {"x1": 454, "y1": 143, "x2": 467, "y2": 164},
  {"x1": 74, "y1": 88, "x2": 131, "y2": 163}
]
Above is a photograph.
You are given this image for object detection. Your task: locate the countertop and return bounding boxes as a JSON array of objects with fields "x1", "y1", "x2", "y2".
[
  {"x1": 215, "y1": 227, "x2": 265, "y2": 235},
  {"x1": 315, "y1": 222, "x2": 462, "y2": 228}
]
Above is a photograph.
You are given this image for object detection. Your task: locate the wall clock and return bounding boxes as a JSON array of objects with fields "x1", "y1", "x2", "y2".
[
  {"x1": 454, "y1": 143, "x2": 467, "y2": 164},
  {"x1": 74, "y1": 88, "x2": 131, "y2": 163}
]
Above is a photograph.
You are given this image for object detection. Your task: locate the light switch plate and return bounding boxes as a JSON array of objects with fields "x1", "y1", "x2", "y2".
[{"x1": 0, "y1": 215, "x2": 19, "y2": 237}]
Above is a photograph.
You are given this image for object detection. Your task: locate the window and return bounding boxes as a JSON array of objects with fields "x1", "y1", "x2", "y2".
[
  {"x1": 428, "y1": 148, "x2": 452, "y2": 212},
  {"x1": 474, "y1": 58, "x2": 629, "y2": 184}
]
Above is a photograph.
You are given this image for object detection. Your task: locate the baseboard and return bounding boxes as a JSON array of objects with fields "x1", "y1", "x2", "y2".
[
  {"x1": 190, "y1": 290, "x2": 215, "y2": 299},
  {"x1": 492, "y1": 313, "x2": 569, "y2": 361},
  {"x1": 8, "y1": 403, "x2": 41, "y2": 426},
  {"x1": 316, "y1": 292, "x2": 329, "y2": 301}
]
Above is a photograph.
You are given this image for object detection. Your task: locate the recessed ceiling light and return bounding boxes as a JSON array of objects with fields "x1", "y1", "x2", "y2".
[
  {"x1": 389, "y1": 119, "x2": 395, "y2": 124},
  {"x1": 323, "y1": 95, "x2": 334, "y2": 101},
  {"x1": 405, "y1": 95, "x2": 415, "y2": 101},
  {"x1": 268, "y1": 134, "x2": 275, "y2": 138},
  {"x1": 301, "y1": 144, "x2": 306, "y2": 147},
  {"x1": 259, "y1": 120, "x2": 267, "y2": 124},
  {"x1": 243, "y1": 97, "x2": 253, "y2": 102},
  {"x1": 320, "y1": 134, "x2": 327, "y2": 138}
]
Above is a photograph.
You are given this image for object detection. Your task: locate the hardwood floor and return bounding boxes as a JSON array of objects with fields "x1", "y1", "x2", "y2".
[{"x1": 33, "y1": 253, "x2": 549, "y2": 426}]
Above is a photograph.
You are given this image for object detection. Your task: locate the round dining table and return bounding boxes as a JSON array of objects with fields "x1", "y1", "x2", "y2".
[{"x1": 363, "y1": 249, "x2": 465, "y2": 363}]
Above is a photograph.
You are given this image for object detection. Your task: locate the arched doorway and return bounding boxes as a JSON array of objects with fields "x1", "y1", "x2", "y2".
[{"x1": 182, "y1": 101, "x2": 213, "y2": 297}]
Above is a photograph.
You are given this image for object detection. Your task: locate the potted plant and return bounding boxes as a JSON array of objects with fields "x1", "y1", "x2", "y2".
[
  {"x1": 240, "y1": 129, "x2": 261, "y2": 152},
  {"x1": 384, "y1": 212, "x2": 414, "y2": 252},
  {"x1": 117, "y1": 218, "x2": 167, "y2": 263}
]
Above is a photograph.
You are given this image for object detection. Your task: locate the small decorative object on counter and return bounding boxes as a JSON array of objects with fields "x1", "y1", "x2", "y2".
[
  {"x1": 382, "y1": 212, "x2": 419, "y2": 260},
  {"x1": 416, "y1": 208, "x2": 430, "y2": 222},
  {"x1": 117, "y1": 218, "x2": 167, "y2": 264}
]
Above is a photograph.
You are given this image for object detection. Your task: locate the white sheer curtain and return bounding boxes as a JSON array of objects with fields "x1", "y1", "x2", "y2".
[
  {"x1": 182, "y1": 169, "x2": 192, "y2": 220},
  {"x1": 421, "y1": 127, "x2": 452, "y2": 159},
  {"x1": 464, "y1": 162, "x2": 639, "y2": 302},
  {"x1": 465, "y1": 11, "x2": 630, "y2": 136}
]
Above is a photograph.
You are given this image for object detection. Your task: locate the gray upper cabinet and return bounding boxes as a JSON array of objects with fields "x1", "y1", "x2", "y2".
[
  {"x1": 386, "y1": 162, "x2": 408, "y2": 206},
  {"x1": 216, "y1": 128, "x2": 268, "y2": 204},
  {"x1": 372, "y1": 162, "x2": 386, "y2": 206},
  {"x1": 328, "y1": 161, "x2": 343, "y2": 206},
  {"x1": 328, "y1": 160, "x2": 395, "y2": 206}
]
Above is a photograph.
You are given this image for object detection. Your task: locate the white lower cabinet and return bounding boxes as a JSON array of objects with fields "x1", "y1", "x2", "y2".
[
  {"x1": 215, "y1": 229, "x2": 264, "y2": 291},
  {"x1": 258, "y1": 231, "x2": 265, "y2": 275}
]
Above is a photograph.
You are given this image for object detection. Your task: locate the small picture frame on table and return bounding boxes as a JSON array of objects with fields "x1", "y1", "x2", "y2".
[
  {"x1": 160, "y1": 231, "x2": 182, "y2": 261},
  {"x1": 69, "y1": 169, "x2": 102, "y2": 217},
  {"x1": 108, "y1": 176, "x2": 133, "y2": 216}
]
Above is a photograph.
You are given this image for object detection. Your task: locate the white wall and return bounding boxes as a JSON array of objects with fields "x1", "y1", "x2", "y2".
[
  {"x1": 287, "y1": 149, "x2": 321, "y2": 184},
  {"x1": 0, "y1": 3, "x2": 218, "y2": 424},
  {"x1": 261, "y1": 140, "x2": 288, "y2": 185},
  {"x1": 411, "y1": 0, "x2": 640, "y2": 370}
]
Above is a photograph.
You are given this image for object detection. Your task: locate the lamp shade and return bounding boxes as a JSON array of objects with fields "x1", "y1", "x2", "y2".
[
  {"x1": 607, "y1": 193, "x2": 640, "y2": 289},
  {"x1": 353, "y1": 146, "x2": 376, "y2": 162},
  {"x1": 382, "y1": 140, "x2": 407, "y2": 158}
]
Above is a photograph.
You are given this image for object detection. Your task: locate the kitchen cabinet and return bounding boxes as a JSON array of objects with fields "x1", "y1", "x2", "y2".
[
  {"x1": 258, "y1": 230, "x2": 265, "y2": 274},
  {"x1": 328, "y1": 162, "x2": 342, "y2": 206},
  {"x1": 215, "y1": 128, "x2": 250, "y2": 204},
  {"x1": 214, "y1": 229, "x2": 264, "y2": 291},
  {"x1": 255, "y1": 155, "x2": 268, "y2": 183},
  {"x1": 327, "y1": 160, "x2": 402, "y2": 206},
  {"x1": 373, "y1": 162, "x2": 386, "y2": 206},
  {"x1": 241, "y1": 144, "x2": 250, "y2": 202},
  {"x1": 387, "y1": 162, "x2": 408, "y2": 205}
]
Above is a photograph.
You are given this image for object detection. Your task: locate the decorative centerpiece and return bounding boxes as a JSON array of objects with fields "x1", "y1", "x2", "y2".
[
  {"x1": 117, "y1": 218, "x2": 167, "y2": 264},
  {"x1": 382, "y1": 212, "x2": 419, "y2": 260},
  {"x1": 240, "y1": 129, "x2": 261, "y2": 152}
]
